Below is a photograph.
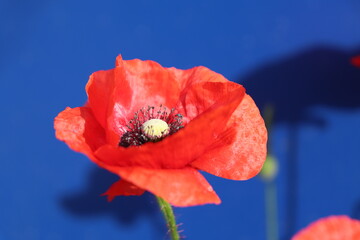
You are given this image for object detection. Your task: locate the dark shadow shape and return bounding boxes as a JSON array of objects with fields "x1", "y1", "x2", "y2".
[
  {"x1": 240, "y1": 45, "x2": 360, "y2": 240},
  {"x1": 61, "y1": 167, "x2": 165, "y2": 237},
  {"x1": 241, "y1": 46, "x2": 360, "y2": 125}
]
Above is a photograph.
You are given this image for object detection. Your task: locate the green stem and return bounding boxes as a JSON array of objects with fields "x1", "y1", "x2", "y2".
[
  {"x1": 265, "y1": 181, "x2": 279, "y2": 240},
  {"x1": 262, "y1": 104, "x2": 279, "y2": 240},
  {"x1": 156, "y1": 196, "x2": 180, "y2": 240}
]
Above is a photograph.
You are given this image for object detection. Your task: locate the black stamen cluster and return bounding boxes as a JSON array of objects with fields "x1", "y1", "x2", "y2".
[{"x1": 119, "y1": 105, "x2": 184, "y2": 148}]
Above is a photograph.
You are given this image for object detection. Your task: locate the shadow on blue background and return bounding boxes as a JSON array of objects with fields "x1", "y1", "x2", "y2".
[
  {"x1": 352, "y1": 201, "x2": 360, "y2": 220},
  {"x1": 242, "y1": 46, "x2": 360, "y2": 124},
  {"x1": 61, "y1": 167, "x2": 162, "y2": 227},
  {"x1": 242, "y1": 45, "x2": 360, "y2": 239}
]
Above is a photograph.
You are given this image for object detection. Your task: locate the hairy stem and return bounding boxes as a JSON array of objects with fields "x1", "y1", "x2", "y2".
[{"x1": 156, "y1": 196, "x2": 180, "y2": 240}]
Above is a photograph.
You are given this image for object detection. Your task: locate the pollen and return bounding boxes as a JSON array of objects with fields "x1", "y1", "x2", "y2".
[
  {"x1": 119, "y1": 105, "x2": 184, "y2": 147},
  {"x1": 141, "y1": 119, "x2": 170, "y2": 140}
]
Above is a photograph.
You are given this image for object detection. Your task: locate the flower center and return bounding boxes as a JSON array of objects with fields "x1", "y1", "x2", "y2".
[
  {"x1": 141, "y1": 119, "x2": 170, "y2": 140},
  {"x1": 119, "y1": 105, "x2": 184, "y2": 147}
]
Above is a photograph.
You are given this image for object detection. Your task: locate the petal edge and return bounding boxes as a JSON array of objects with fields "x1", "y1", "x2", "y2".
[
  {"x1": 105, "y1": 166, "x2": 221, "y2": 207},
  {"x1": 102, "y1": 179, "x2": 145, "y2": 202},
  {"x1": 191, "y1": 94, "x2": 267, "y2": 180}
]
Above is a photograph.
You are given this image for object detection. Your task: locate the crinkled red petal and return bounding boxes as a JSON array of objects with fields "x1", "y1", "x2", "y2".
[
  {"x1": 54, "y1": 107, "x2": 106, "y2": 163},
  {"x1": 88, "y1": 56, "x2": 183, "y2": 142},
  {"x1": 102, "y1": 166, "x2": 220, "y2": 207},
  {"x1": 94, "y1": 82, "x2": 245, "y2": 169},
  {"x1": 174, "y1": 70, "x2": 232, "y2": 120},
  {"x1": 85, "y1": 64, "x2": 131, "y2": 145},
  {"x1": 292, "y1": 215, "x2": 360, "y2": 240},
  {"x1": 102, "y1": 179, "x2": 145, "y2": 201},
  {"x1": 191, "y1": 94, "x2": 267, "y2": 180},
  {"x1": 87, "y1": 56, "x2": 234, "y2": 145}
]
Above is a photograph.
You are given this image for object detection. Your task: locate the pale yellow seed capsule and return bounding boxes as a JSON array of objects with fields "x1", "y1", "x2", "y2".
[{"x1": 141, "y1": 119, "x2": 170, "y2": 140}]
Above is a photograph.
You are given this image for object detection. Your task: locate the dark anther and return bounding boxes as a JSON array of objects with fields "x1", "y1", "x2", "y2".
[{"x1": 118, "y1": 105, "x2": 184, "y2": 147}]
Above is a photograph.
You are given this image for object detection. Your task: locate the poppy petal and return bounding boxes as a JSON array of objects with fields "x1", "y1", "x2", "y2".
[
  {"x1": 115, "y1": 56, "x2": 229, "y2": 110},
  {"x1": 89, "y1": 56, "x2": 242, "y2": 145},
  {"x1": 292, "y1": 215, "x2": 360, "y2": 240},
  {"x1": 85, "y1": 69, "x2": 118, "y2": 128},
  {"x1": 102, "y1": 179, "x2": 145, "y2": 201},
  {"x1": 54, "y1": 107, "x2": 106, "y2": 162},
  {"x1": 168, "y1": 64, "x2": 229, "y2": 88},
  {"x1": 106, "y1": 167, "x2": 221, "y2": 207},
  {"x1": 85, "y1": 64, "x2": 131, "y2": 145},
  {"x1": 94, "y1": 82, "x2": 245, "y2": 169},
  {"x1": 176, "y1": 80, "x2": 243, "y2": 120},
  {"x1": 110, "y1": 56, "x2": 233, "y2": 134},
  {"x1": 191, "y1": 94, "x2": 267, "y2": 180},
  {"x1": 118, "y1": 57, "x2": 181, "y2": 109},
  {"x1": 107, "y1": 56, "x2": 182, "y2": 139}
]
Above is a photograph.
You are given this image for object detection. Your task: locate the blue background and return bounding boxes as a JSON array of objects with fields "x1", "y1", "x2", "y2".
[{"x1": 1, "y1": 0, "x2": 360, "y2": 239}]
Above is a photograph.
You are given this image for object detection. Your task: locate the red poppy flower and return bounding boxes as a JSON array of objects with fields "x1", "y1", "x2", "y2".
[
  {"x1": 54, "y1": 56, "x2": 267, "y2": 206},
  {"x1": 352, "y1": 56, "x2": 360, "y2": 67},
  {"x1": 292, "y1": 216, "x2": 360, "y2": 240}
]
